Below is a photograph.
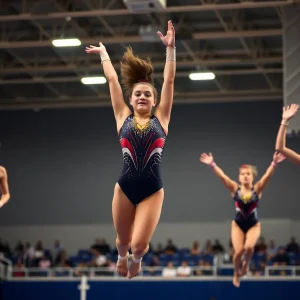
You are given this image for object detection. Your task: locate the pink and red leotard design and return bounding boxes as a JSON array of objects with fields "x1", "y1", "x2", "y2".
[
  {"x1": 117, "y1": 114, "x2": 167, "y2": 205},
  {"x1": 233, "y1": 187, "x2": 259, "y2": 233}
]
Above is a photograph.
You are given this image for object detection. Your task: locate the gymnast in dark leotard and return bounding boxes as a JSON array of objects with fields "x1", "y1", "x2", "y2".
[
  {"x1": 200, "y1": 152, "x2": 285, "y2": 288},
  {"x1": 85, "y1": 20, "x2": 176, "y2": 279},
  {"x1": 233, "y1": 185, "x2": 260, "y2": 234},
  {"x1": 118, "y1": 114, "x2": 166, "y2": 205}
]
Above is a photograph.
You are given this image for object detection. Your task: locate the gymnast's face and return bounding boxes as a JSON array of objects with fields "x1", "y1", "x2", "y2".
[
  {"x1": 130, "y1": 84, "x2": 156, "y2": 114},
  {"x1": 239, "y1": 167, "x2": 254, "y2": 185}
]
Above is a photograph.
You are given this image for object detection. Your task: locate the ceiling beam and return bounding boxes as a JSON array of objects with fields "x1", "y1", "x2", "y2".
[
  {"x1": 0, "y1": 89, "x2": 282, "y2": 110},
  {"x1": 180, "y1": 40, "x2": 228, "y2": 91},
  {"x1": 0, "y1": 1, "x2": 295, "y2": 22},
  {"x1": 211, "y1": 8, "x2": 277, "y2": 90},
  {"x1": 3, "y1": 49, "x2": 63, "y2": 96},
  {"x1": 1, "y1": 47, "x2": 281, "y2": 70},
  {"x1": 0, "y1": 68, "x2": 283, "y2": 85},
  {"x1": 0, "y1": 29, "x2": 282, "y2": 49},
  {"x1": 81, "y1": 0, "x2": 118, "y2": 37},
  {"x1": 0, "y1": 94, "x2": 282, "y2": 111},
  {"x1": 0, "y1": 56, "x2": 283, "y2": 75},
  {"x1": 192, "y1": 28, "x2": 282, "y2": 39},
  {"x1": 18, "y1": 47, "x2": 282, "y2": 64}
]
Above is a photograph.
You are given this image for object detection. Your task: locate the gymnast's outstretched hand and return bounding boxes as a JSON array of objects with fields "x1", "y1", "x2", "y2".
[
  {"x1": 200, "y1": 152, "x2": 214, "y2": 165},
  {"x1": 273, "y1": 151, "x2": 286, "y2": 164},
  {"x1": 282, "y1": 104, "x2": 299, "y2": 122},
  {"x1": 157, "y1": 20, "x2": 175, "y2": 48},
  {"x1": 85, "y1": 42, "x2": 106, "y2": 55}
]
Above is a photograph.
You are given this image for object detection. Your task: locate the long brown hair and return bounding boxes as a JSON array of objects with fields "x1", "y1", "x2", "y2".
[{"x1": 120, "y1": 46, "x2": 158, "y2": 103}]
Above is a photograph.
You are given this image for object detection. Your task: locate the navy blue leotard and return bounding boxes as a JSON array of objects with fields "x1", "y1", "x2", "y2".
[
  {"x1": 233, "y1": 187, "x2": 259, "y2": 233},
  {"x1": 117, "y1": 114, "x2": 167, "y2": 205}
]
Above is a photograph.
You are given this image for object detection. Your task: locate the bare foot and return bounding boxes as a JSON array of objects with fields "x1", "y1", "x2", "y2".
[
  {"x1": 240, "y1": 260, "x2": 249, "y2": 276},
  {"x1": 233, "y1": 273, "x2": 240, "y2": 288},
  {"x1": 116, "y1": 253, "x2": 129, "y2": 277},
  {"x1": 127, "y1": 255, "x2": 142, "y2": 279}
]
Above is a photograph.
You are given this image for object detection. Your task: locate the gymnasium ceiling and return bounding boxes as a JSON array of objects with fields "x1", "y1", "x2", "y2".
[{"x1": 0, "y1": 0, "x2": 297, "y2": 110}]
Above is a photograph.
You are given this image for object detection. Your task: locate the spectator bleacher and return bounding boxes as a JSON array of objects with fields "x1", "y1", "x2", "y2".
[{"x1": 1, "y1": 237, "x2": 300, "y2": 278}]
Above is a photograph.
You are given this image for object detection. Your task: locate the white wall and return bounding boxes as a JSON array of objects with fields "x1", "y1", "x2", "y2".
[{"x1": 0, "y1": 219, "x2": 299, "y2": 255}]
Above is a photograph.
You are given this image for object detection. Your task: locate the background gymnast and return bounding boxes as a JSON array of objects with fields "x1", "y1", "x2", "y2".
[{"x1": 200, "y1": 151, "x2": 285, "y2": 287}]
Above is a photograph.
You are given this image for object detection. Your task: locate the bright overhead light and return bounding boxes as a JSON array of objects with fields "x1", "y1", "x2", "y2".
[
  {"x1": 189, "y1": 72, "x2": 215, "y2": 80},
  {"x1": 52, "y1": 38, "x2": 81, "y2": 47},
  {"x1": 81, "y1": 77, "x2": 107, "y2": 85}
]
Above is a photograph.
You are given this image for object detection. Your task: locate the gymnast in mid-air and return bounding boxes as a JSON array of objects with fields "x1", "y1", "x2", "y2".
[
  {"x1": 200, "y1": 151, "x2": 285, "y2": 287},
  {"x1": 85, "y1": 20, "x2": 176, "y2": 279}
]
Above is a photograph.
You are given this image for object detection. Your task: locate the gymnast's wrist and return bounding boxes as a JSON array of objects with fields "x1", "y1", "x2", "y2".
[
  {"x1": 210, "y1": 162, "x2": 216, "y2": 168},
  {"x1": 271, "y1": 161, "x2": 277, "y2": 167},
  {"x1": 166, "y1": 46, "x2": 176, "y2": 61},
  {"x1": 99, "y1": 50, "x2": 110, "y2": 64},
  {"x1": 281, "y1": 119, "x2": 289, "y2": 126}
]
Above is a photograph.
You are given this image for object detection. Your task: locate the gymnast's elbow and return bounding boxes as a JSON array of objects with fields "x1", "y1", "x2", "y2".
[{"x1": 275, "y1": 145, "x2": 284, "y2": 152}]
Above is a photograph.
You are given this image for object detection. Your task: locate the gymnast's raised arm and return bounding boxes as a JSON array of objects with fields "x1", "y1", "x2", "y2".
[
  {"x1": 275, "y1": 104, "x2": 300, "y2": 165},
  {"x1": 155, "y1": 20, "x2": 176, "y2": 132},
  {"x1": 85, "y1": 42, "x2": 131, "y2": 129},
  {"x1": 254, "y1": 152, "x2": 285, "y2": 197},
  {"x1": 200, "y1": 152, "x2": 238, "y2": 194}
]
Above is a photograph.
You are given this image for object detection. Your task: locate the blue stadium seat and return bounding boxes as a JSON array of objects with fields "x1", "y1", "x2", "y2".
[
  {"x1": 187, "y1": 259, "x2": 197, "y2": 266},
  {"x1": 172, "y1": 260, "x2": 180, "y2": 267},
  {"x1": 288, "y1": 253, "x2": 296, "y2": 265},
  {"x1": 181, "y1": 253, "x2": 192, "y2": 260},
  {"x1": 77, "y1": 250, "x2": 92, "y2": 262},
  {"x1": 69, "y1": 255, "x2": 82, "y2": 267},
  {"x1": 178, "y1": 248, "x2": 190, "y2": 256},
  {"x1": 44, "y1": 249, "x2": 52, "y2": 259}
]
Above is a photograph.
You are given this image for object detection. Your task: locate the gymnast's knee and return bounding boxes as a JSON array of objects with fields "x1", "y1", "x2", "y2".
[
  {"x1": 131, "y1": 241, "x2": 149, "y2": 257},
  {"x1": 244, "y1": 245, "x2": 254, "y2": 255},
  {"x1": 116, "y1": 236, "x2": 131, "y2": 248},
  {"x1": 234, "y1": 249, "x2": 244, "y2": 257}
]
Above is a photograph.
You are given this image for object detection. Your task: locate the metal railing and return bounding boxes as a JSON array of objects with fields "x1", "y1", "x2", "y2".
[
  {"x1": 264, "y1": 266, "x2": 300, "y2": 277},
  {"x1": 7, "y1": 265, "x2": 300, "y2": 279},
  {"x1": 219, "y1": 263, "x2": 300, "y2": 277},
  {"x1": 0, "y1": 262, "x2": 4, "y2": 279},
  {"x1": 9, "y1": 265, "x2": 216, "y2": 278},
  {"x1": 0, "y1": 257, "x2": 12, "y2": 280}
]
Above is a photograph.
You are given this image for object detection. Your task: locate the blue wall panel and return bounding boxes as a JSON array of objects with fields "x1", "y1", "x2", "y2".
[{"x1": 1, "y1": 279, "x2": 298, "y2": 300}]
